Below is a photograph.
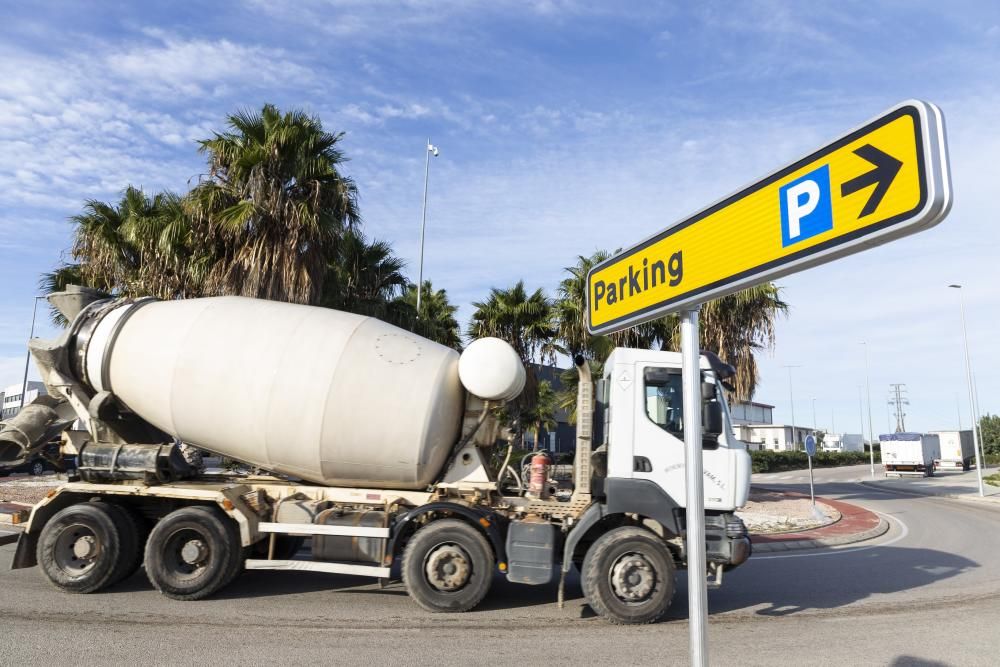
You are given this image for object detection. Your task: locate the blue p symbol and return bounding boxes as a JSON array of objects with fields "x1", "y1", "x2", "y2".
[{"x1": 780, "y1": 165, "x2": 833, "y2": 247}]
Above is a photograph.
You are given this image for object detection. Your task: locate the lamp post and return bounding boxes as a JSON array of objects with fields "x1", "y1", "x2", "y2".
[
  {"x1": 18, "y1": 296, "x2": 45, "y2": 417},
  {"x1": 416, "y1": 140, "x2": 440, "y2": 316},
  {"x1": 949, "y1": 284, "x2": 985, "y2": 496},
  {"x1": 860, "y1": 341, "x2": 875, "y2": 479},
  {"x1": 783, "y1": 365, "x2": 801, "y2": 449}
]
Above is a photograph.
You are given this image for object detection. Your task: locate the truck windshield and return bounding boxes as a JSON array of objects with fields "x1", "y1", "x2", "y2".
[{"x1": 644, "y1": 368, "x2": 684, "y2": 436}]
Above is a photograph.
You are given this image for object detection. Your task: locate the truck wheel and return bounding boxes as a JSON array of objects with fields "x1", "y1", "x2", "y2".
[
  {"x1": 36, "y1": 503, "x2": 123, "y2": 594},
  {"x1": 101, "y1": 503, "x2": 147, "y2": 585},
  {"x1": 402, "y1": 519, "x2": 494, "y2": 613},
  {"x1": 144, "y1": 506, "x2": 241, "y2": 601},
  {"x1": 581, "y1": 526, "x2": 675, "y2": 625}
]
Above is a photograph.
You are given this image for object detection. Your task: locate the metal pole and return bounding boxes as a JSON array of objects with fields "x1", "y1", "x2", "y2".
[
  {"x1": 416, "y1": 139, "x2": 433, "y2": 316},
  {"x1": 952, "y1": 286, "x2": 984, "y2": 495},
  {"x1": 784, "y1": 365, "x2": 799, "y2": 449},
  {"x1": 18, "y1": 296, "x2": 42, "y2": 416},
  {"x1": 858, "y1": 386, "x2": 868, "y2": 468},
  {"x1": 862, "y1": 342, "x2": 875, "y2": 479},
  {"x1": 807, "y1": 448, "x2": 816, "y2": 507},
  {"x1": 956, "y1": 394, "x2": 962, "y2": 431},
  {"x1": 681, "y1": 308, "x2": 707, "y2": 667}
]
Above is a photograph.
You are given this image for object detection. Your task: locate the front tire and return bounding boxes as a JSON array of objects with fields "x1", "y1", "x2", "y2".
[
  {"x1": 402, "y1": 519, "x2": 494, "y2": 613},
  {"x1": 581, "y1": 526, "x2": 676, "y2": 625},
  {"x1": 144, "y1": 506, "x2": 241, "y2": 601},
  {"x1": 37, "y1": 503, "x2": 123, "y2": 594}
]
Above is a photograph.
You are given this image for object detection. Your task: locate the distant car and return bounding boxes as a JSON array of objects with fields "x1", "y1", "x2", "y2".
[{"x1": 0, "y1": 442, "x2": 76, "y2": 478}]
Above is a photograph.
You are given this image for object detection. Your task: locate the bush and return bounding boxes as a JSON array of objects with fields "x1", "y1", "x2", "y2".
[{"x1": 750, "y1": 449, "x2": 878, "y2": 474}]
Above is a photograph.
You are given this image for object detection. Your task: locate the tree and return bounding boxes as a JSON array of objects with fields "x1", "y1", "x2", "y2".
[
  {"x1": 554, "y1": 251, "x2": 616, "y2": 362},
  {"x1": 524, "y1": 380, "x2": 558, "y2": 451},
  {"x1": 468, "y1": 280, "x2": 557, "y2": 365},
  {"x1": 61, "y1": 185, "x2": 196, "y2": 301},
  {"x1": 979, "y1": 414, "x2": 1000, "y2": 457},
  {"x1": 394, "y1": 281, "x2": 462, "y2": 350},
  {"x1": 188, "y1": 104, "x2": 360, "y2": 305},
  {"x1": 322, "y1": 229, "x2": 408, "y2": 320}
]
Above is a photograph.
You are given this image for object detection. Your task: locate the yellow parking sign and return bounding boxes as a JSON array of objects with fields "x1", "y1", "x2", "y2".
[{"x1": 587, "y1": 100, "x2": 951, "y2": 335}]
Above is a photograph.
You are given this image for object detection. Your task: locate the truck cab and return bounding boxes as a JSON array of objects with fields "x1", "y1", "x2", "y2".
[{"x1": 598, "y1": 348, "x2": 751, "y2": 512}]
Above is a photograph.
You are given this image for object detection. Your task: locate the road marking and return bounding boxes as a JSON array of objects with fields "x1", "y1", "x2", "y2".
[{"x1": 752, "y1": 511, "x2": 909, "y2": 560}]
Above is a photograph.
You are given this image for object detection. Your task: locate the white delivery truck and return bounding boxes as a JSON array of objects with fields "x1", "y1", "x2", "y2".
[
  {"x1": 931, "y1": 430, "x2": 975, "y2": 471},
  {"x1": 880, "y1": 432, "x2": 941, "y2": 477},
  {"x1": 1, "y1": 288, "x2": 752, "y2": 625}
]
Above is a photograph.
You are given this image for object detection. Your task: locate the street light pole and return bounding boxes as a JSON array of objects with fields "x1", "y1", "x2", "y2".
[
  {"x1": 416, "y1": 140, "x2": 439, "y2": 316},
  {"x1": 783, "y1": 365, "x2": 801, "y2": 449},
  {"x1": 949, "y1": 284, "x2": 984, "y2": 496},
  {"x1": 861, "y1": 341, "x2": 875, "y2": 479},
  {"x1": 18, "y1": 296, "x2": 44, "y2": 416}
]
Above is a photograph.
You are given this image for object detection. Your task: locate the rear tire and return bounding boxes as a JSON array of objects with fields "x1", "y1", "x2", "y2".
[
  {"x1": 101, "y1": 503, "x2": 147, "y2": 585},
  {"x1": 37, "y1": 503, "x2": 122, "y2": 594},
  {"x1": 402, "y1": 519, "x2": 494, "y2": 613},
  {"x1": 144, "y1": 506, "x2": 241, "y2": 601},
  {"x1": 581, "y1": 526, "x2": 676, "y2": 625}
]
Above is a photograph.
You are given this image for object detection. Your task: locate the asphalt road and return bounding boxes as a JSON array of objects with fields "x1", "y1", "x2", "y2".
[{"x1": 2, "y1": 464, "x2": 999, "y2": 666}]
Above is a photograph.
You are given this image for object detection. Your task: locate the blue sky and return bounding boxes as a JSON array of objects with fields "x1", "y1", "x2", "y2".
[{"x1": 2, "y1": 1, "x2": 999, "y2": 435}]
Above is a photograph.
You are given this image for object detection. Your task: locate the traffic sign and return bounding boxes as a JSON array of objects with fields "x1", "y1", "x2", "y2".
[
  {"x1": 586, "y1": 100, "x2": 951, "y2": 335},
  {"x1": 805, "y1": 434, "x2": 817, "y2": 457}
]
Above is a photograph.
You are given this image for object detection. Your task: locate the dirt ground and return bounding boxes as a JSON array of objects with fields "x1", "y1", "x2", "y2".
[
  {"x1": 736, "y1": 488, "x2": 840, "y2": 534},
  {"x1": 0, "y1": 474, "x2": 63, "y2": 506}
]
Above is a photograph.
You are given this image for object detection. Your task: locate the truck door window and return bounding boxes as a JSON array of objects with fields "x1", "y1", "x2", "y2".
[{"x1": 643, "y1": 368, "x2": 683, "y2": 437}]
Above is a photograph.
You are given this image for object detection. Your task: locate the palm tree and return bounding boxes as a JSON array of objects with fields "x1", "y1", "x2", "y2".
[
  {"x1": 66, "y1": 186, "x2": 196, "y2": 300},
  {"x1": 555, "y1": 251, "x2": 616, "y2": 362},
  {"x1": 525, "y1": 380, "x2": 558, "y2": 451},
  {"x1": 323, "y1": 229, "x2": 408, "y2": 320},
  {"x1": 39, "y1": 264, "x2": 85, "y2": 326},
  {"x1": 394, "y1": 281, "x2": 462, "y2": 350},
  {"x1": 638, "y1": 284, "x2": 787, "y2": 400},
  {"x1": 189, "y1": 104, "x2": 360, "y2": 305},
  {"x1": 468, "y1": 280, "x2": 557, "y2": 364}
]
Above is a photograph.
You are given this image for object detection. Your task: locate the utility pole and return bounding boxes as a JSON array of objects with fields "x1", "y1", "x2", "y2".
[{"x1": 888, "y1": 383, "x2": 909, "y2": 432}]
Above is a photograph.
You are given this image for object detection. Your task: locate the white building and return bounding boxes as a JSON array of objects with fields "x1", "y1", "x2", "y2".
[
  {"x1": 728, "y1": 401, "x2": 774, "y2": 426},
  {"x1": 1, "y1": 381, "x2": 47, "y2": 420},
  {"x1": 734, "y1": 424, "x2": 815, "y2": 452},
  {"x1": 821, "y1": 433, "x2": 865, "y2": 453}
]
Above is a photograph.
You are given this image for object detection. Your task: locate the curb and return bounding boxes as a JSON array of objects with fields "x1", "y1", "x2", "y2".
[
  {"x1": 751, "y1": 517, "x2": 889, "y2": 552},
  {"x1": 859, "y1": 480, "x2": 1000, "y2": 506},
  {"x1": 748, "y1": 488, "x2": 889, "y2": 553}
]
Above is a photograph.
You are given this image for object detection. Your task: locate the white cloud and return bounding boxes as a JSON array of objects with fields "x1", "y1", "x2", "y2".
[{"x1": 107, "y1": 30, "x2": 314, "y2": 98}]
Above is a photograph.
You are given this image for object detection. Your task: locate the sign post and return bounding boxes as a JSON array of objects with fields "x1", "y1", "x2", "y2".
[
  {"x1": 804, "y1": 433, "x2": 818, "y2": 509},
  {"x1": 584, "y1": 100, "x2": 951, "y2": 667},
  {"x1": 680, "y1": 308, "x2": 707, "y2": 665}
]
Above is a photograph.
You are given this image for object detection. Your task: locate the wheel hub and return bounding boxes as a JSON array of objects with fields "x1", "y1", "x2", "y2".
[
  {"x1": 72, "y1": 535, "x2": 97, "y2": 560},
  {"x1": 180, "y1": 539, "x2": 209, "y2": 566},
  {"x1": 424, "y1": 544, "x2": 471, "y2": 591},
  {"x1": 610, "y1": 552, "x2": 656, "y2": 603}
]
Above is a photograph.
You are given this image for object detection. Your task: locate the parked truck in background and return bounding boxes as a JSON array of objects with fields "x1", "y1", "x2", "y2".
[
  {"x1": 0, "y1": 288, "x2": 751, "y2": 625},
  {"x1": 931, "y1": 430, "x2": 975, "y2": 472},
  {"x1": 880, "y1": 432, "x2": 941, "y2": 477}
]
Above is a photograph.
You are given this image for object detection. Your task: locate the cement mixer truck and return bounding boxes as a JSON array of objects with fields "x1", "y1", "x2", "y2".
[{"x1": 2, "y1": 288, "x2": 751, "y2": 624}]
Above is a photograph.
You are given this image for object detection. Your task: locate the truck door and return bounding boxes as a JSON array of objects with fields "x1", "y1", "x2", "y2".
[{"x1": 631, "y1": 363, "x2": 735, "y2": 510}]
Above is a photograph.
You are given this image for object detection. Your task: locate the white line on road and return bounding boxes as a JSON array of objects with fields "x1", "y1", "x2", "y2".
[{"x1": 752, "y1": 511, "x2": 909, "y2": 560}]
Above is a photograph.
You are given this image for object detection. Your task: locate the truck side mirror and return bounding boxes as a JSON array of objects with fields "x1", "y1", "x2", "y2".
[{"x1": 703, "y1": 401, "x2": 724, "y2": 438}]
